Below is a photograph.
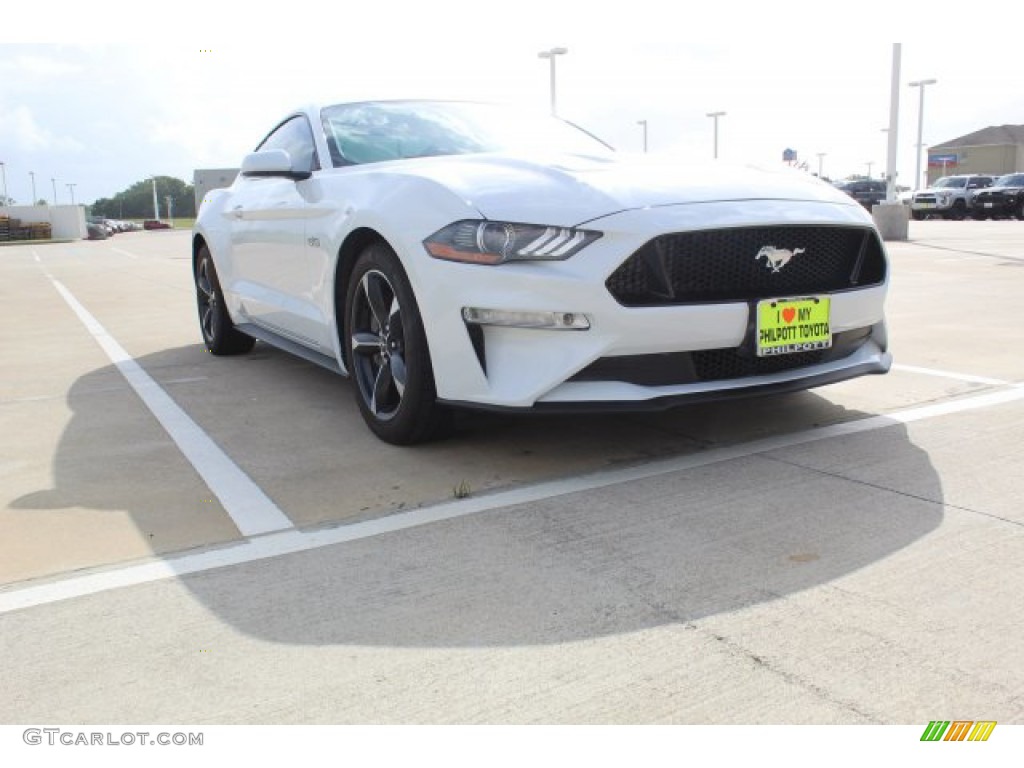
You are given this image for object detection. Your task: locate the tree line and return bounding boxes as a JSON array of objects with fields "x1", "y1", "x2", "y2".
[{"x1": 90, "y1": 176, "x2": 196, "y2": 219}]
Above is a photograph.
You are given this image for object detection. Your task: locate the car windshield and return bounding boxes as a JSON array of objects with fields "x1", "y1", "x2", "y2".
[
  {"x1": 932, "y1": 177, "x2": 967, "y2": 189},
  {"x1": 996, "y1": 174, "x2": 1024, "y2": 187},
  {"x1": 320, "y1": 101, "x2": 614, "y2": 166}
]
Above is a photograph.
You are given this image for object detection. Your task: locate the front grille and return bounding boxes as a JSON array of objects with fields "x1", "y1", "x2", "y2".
[
  {"x1": 692, "y1": 348, "x2": 825, "y2": 380},
  {"x1": 605, "y1": 225, "x2": 886, "y2": 307},
  {"x1": 569, "y1": 328, "x2": 873, "y2": 387}
]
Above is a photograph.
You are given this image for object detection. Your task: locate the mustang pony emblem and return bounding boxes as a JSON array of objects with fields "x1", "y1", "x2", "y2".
[{"x1": 755, "y1": 245, "x2": 804, "y2": 273}]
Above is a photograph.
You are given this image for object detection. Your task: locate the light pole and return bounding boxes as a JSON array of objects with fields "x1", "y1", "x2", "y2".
[
  {"x1": 706, "y1": 111, "x2": 726, "y2": 159},
  {"x1": 884, "y1": 45, "x2": 902, "y2": 202},
  {"x1": 66, "y1": 183, "x2": 77, "y2": 206},
  {"x1": 537, "y1": 47, "x2": 568, "y2": 116},
  {"x1": 879, "y1": 128, "x2": 890, "y2": 186},
  {"x1": 51, "y1": 177, "x2": 57, "y2": 205},
  {"x1": 866, "y1": 161, "x2": 874, "y2": 179},
  {"x1": 0, "y1": 161, "x2": 7, "y2": 205},
  {"x1": 151, "y1": 176, "x2": 160, "y2": 220},
  {"x1": 637, "y1": 119, "x2": 648, "y2": 152},
  {"x1": 29, "y1": 171, "x2": 36, "y2": 205},
  {"x1": 816, "y1": 152, "x2": 827, "y2": 177},
  {"x1": 909, "y1": 78, "x2": 937, "y2": 191}
]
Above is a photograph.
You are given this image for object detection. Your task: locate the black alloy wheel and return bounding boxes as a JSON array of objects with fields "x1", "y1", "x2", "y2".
[
  {"x1": 350, "y1": 267, "x2": 406, "y2": 421},
  {"x1": 345, "y1": 243, "x2": 451, "y2": 444},
  {"x1": 195, "y1": 245, "x2": 255, "y2": 355}
]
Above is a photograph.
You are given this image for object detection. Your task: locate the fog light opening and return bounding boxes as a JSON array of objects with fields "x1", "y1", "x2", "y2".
[{"x1": 462, "y1": 307, "x2": 590, "y2": 330}]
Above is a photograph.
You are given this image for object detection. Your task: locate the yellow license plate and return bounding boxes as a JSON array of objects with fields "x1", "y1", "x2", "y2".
[{"x1": 756, "y1": 297, "x2": 832, "y2": 357}]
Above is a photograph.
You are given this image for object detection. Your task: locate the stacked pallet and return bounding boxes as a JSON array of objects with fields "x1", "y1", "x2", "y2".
[
  {"x1": 7, "y1": 218, "x2": 31, "y2": 241},
  {"x1": 28, "y1": 222, "x2": 52, "y2": 240},
  {"x1": 0, "y1": 215, "x2": 9, "y2": 242}
]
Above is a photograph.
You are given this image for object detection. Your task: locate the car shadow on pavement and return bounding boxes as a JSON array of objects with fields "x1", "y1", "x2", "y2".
[{"x1": 12, "y1": 344, "x2": 942, "y2": 648}]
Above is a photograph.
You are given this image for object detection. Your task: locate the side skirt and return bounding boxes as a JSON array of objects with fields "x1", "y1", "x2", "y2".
[{"x1": 235, "y1": 323, "x2": 347, "y2": 377}]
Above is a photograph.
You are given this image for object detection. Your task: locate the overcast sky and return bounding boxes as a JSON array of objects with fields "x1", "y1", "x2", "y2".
[{"x1": 1, "y1": 3, "x2": 1018, "y2": 206}]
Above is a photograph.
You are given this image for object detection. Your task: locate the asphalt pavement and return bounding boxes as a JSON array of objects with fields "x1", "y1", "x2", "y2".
[{"x1": 0, "y1": 221, "x2": 1022, "y2": 727}]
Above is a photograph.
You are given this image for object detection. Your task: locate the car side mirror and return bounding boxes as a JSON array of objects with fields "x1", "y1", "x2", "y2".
[{"x1": 240, "y1": 149, "x2": 312, "y2": 181}]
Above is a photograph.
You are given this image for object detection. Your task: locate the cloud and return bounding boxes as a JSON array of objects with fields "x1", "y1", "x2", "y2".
[
  {"x1": 0, "y1": 105, "x2": 84, "y2": 153},
  {"x1": 0, "y1": 53, "x2": 82, "y2": 78}
]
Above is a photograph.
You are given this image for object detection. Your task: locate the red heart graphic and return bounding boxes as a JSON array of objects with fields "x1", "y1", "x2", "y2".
[{"x1": 782, "y1": 307, "x2": 796, "y2": 324}]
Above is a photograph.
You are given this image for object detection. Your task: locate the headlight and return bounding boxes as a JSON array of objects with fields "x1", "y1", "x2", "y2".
[{"x1": 424, "y1": 220, "x2": 601, "y2": 265}]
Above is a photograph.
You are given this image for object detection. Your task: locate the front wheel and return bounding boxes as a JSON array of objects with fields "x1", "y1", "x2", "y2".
[
  {"x1": 344, "y1": 243, "x2": 452, "y2": 444},
  {"x1": 946, "y1": 201, "x2": 967, "y2": 220},
  {"x1": 195, "y1": 245, "x2": 255, "y2": 355}
]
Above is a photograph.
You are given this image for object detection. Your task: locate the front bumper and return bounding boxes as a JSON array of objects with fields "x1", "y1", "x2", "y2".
[
  {"x1": 971, "y1": 196, "x2": 1017, "y2": 216},
  {"x1": 911, "y1": 196, "x2": 954, "y2": 212},
  {"x1": 411, "y1": 199, "x2": 889, "y2": 411}
]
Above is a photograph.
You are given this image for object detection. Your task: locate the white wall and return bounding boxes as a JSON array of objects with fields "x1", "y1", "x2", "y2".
[
  {"x1": 193, "y1": 169, "x2": 239, "y2": 213},
  {"x1": 0, "y1": 205, "x2": 86, "y2": 240}
]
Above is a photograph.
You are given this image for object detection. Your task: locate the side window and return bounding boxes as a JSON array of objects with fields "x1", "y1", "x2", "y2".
[{"x1": 256, "y1": 116, "x2": 319, "y2": 173}]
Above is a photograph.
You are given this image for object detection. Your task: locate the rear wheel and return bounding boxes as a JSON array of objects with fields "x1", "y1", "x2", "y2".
[
  {"x1": 195, "y1": 245, "x2": 255, "y2": 355},
  {"x1": 1016, "y1": 199, "x2": 1024, "y2": 221},
  {"x1": 344, "y1": 243, "x2": 452, "y2": 444}
]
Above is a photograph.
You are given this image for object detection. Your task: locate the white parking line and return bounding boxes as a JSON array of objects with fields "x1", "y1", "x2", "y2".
[
  {"x1": 3, "y1": 381, "x2": 1024, "y2": 615},
  {"x1": 111, "y1": 247, "x2": 139, "y2": 259},
  {"x1": 892, "y1": 363, "x2": 1014, "y2": 387},
  {"x1": 43, "y1": 274, "x2": 294, "y2": 539}
]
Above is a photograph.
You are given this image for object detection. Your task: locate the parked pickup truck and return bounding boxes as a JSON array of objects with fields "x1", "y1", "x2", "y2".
[{"x1": 911, "y1": 174, "x2": 995, "y2": 220}]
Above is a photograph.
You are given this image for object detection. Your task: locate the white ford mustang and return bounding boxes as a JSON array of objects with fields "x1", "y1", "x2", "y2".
[{"x1": 193, "y1": 100, "x2": 891, "y2": 444}]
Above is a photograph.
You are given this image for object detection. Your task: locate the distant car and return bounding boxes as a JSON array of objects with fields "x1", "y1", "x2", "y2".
[
  {"x1": 86, "y1": 217, "x2": 115, "y2": 236},
  {"x1": 193, "y1": 99, "x2": 891, "y2": 444},
  {"x1": 85, "y1": 221, "x2": 109, "y2": 240},
  {"x1": 144, "y1": 220, "x2": 172, "y2": 230},
  {"x1": 970, "y1": 173, "x2": 1024, "y2": 220},
  {"x1": 911, "y1": 174, "x2": 995, "y2": 220},
  {"x1": 835, "y1": 179, "x2": 887, "y2": 210}
]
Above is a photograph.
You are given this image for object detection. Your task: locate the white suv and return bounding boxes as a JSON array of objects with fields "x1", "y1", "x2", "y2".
[{"x1": 911, "y1": 175, "x2": 995, "y2": 220}]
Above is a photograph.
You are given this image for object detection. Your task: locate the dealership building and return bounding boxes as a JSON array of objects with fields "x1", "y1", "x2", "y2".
[{"x1": 926, "y1": 125, "x2": 1024, "y2": 184}]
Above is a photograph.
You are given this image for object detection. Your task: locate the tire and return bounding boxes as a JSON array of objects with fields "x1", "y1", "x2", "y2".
[
  {"x1": 1016, "y1": 200, "x2": 1024, "y2": 221},
  {"x1": 947, "y1": 201, "x2": 967, "y2": 221},
  {"x1": 911, "y1": 210, "x2": 925, "y2": 221},
  {"x1": 344, "y1": 243, "x2": 452, "y2": 445},
  {"x1": 195, "y1": 245, "x2": 255, "y2": 355}
]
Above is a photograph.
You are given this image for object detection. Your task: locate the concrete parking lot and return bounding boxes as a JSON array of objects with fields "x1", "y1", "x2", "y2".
[{"x1": 1, "y1": 222, "x2": 1022, "y2": 724}]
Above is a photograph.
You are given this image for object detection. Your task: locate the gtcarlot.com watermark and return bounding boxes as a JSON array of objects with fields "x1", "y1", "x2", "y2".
[{"x1": 23, "y1": 728, "x2": 203, "y2": 747}]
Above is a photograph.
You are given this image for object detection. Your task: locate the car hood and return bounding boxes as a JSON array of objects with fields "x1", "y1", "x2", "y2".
[
  {"x1": 978, "y1": 186, "x2": 1023, "y2": 193},
  {"x1": 386, "y1": 152, "x2": 857, "y2": 226}
]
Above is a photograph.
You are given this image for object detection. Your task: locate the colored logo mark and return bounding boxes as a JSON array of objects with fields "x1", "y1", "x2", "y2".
[{"x1": 920, "y1": 720, "x2": 996, "y2": 742}]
